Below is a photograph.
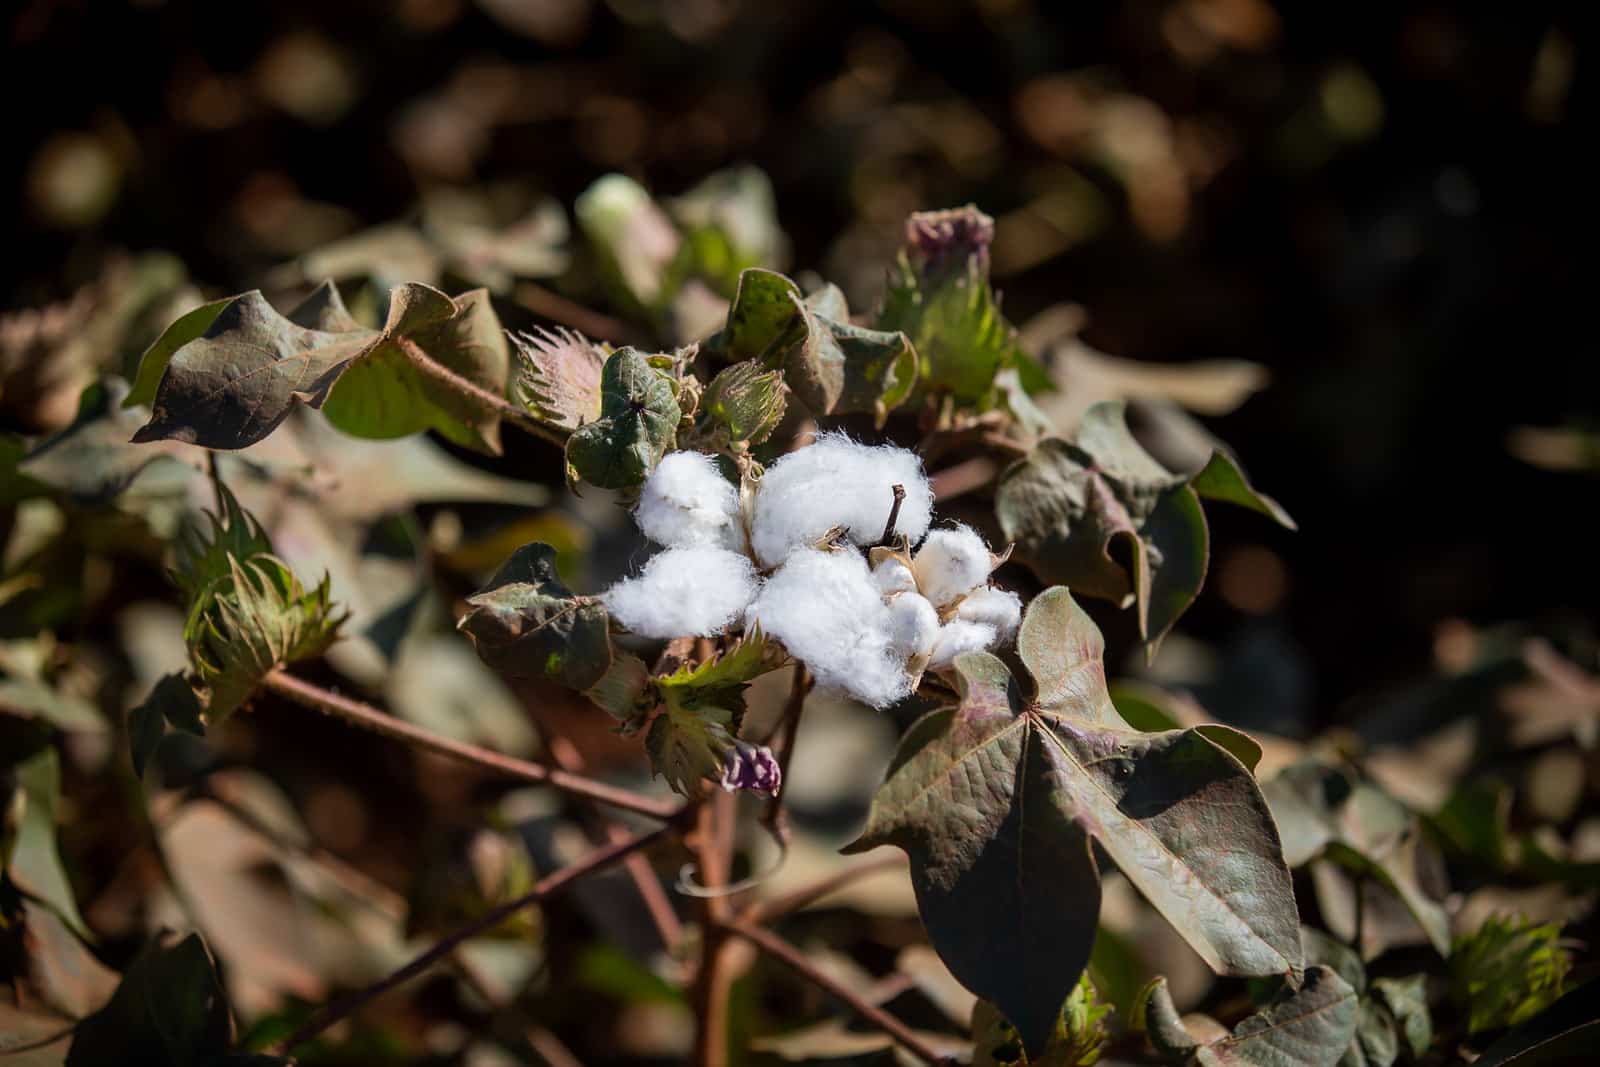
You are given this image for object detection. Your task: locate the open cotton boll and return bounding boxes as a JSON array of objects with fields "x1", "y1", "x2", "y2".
[
  {"x1": 603, "y1": 547, "x2": 758, "y2": 639},
  {"x1": 887, "y1": 592, "x2": 940, "y2": 662},
  {"x1": 872, "y1": 556, "x2": 918, "y2": 598},
  {"x1": 955, "y1": 587, "x2": 1023, "y2": 645},
  {"x1": 928, "y1": 619, "x2": 999, "y2": 670},
  {"x1": 748, "y1": 547, "x2": 911, "y2": 708},
  {"x1": 750, "y1": 434, "x2": 933, "y2": 567},
  {"x1": 913, "y1": 524, "x2": 994, "y2": 607},
  {"x1": 635, "y1": 451, "x2": 744, "y2": 551}
]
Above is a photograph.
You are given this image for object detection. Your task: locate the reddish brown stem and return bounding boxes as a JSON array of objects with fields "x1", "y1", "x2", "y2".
[
  {"x1": 390, "y1": 334, "x2": 567, "y2": 449},
  {"x1": 261, "y1": 670, "x2": 681, "y2": 821},
  {"x1": 738, "y1": 853, "x2": 905, "y2": 925},
  {"x1": 513, "y1": 280, "x2": 644, "y2": 347},
  {"x1": 725, "y1": 920, "x2": 952, "y2": 1066},
  {"x1": 691, "y1": 795, "x2": 739, "y2": 1066},
  {"x1": 274, "y1": 826, "x2": 670, "y2": 1055}
]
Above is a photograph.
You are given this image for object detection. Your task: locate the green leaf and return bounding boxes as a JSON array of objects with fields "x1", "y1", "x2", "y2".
[
  {"x1": 1451, "y1": 917, "x2": 1570, "y2": 1035},
  {"x1": 1190, "y1": 450, "x2": 1297, "y2": 530},
  {"x1": 1471, "y1": 981, "x2": 1600, "y2": 1067},
  {"x1": 1263, "y1": 759, "x2": 1451, "y2": 957},
  {"x1": 127, "y1": 673, "x2": 205, "y2": 779},
  {"x1": 584, "y1": 651, "x2": 655, "y2": 731},
  {"x1": 19, "y1": 379, "x2": 201, "y2": 503},
  {"x1": 172, "y1": 483, "x2": 275, "y2": 605},
  {"x1": 124, "y1": 297, "x2": 231, "y2": 409},
  {"x1": 131, "y1": 282, "x2": 512, "y2": 455},
  {"x1": 666, "y1": 165, "x2": 789, "y2": 296},
  {"x1": 576, "y1": 173, "x2": 681, "y2": 314},
  {"x1": 1145, "y1": 966, "x2": 1358, "y2": 1067},
  {"x1": 1370, "y1": 975, "x2": 1431, "y2": 1060},
  {"x1": 877, "y1": 205, "x2": 1021, "y2": 403},
  {"x1": 511, "y1": 327, "x2": 606, "y2": 433},
  {"x1": 708, "y1": 270, "x2": 917, "y2": 425},
  {"x1": 66, "y1": 934, "x2": 233, "y2": 1067},
  {"x1": 457, "y1": 542, "x2": 612, "y2": 690},
  {"x1": 700, "y1": 360, "x2": 787, "y2": 446},
  {"x1": 5, "y1": 747, "x2": 92, "y2": 941},
  {"x1": 972, "y1": 974, "x2": 1112, "y2": 1066},
  {"x1": 847, "y1": 588, "x2": 1300, "y2": 1057},
  {"x1": 646, "y1": 632, "x2": 781, "y2": 794},
  {"x1": 564, "y1": 348, "x2": 681, "y2": 489}
]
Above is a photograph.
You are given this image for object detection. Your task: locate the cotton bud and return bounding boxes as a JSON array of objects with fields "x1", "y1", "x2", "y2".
[
  {"x1": 603, "y1": 547, "x2": 759, "y2": 639},
  {"x1": 872, "y1": 556, "x2": 918, "y2": 598},
  {"x1": 750, "y1": 434, "x2": 933, "y2": 568},
  {"x1": 913, "y1": 524, "x2": 995, "y2": 607},
  {"x1": 721, "y1": 739, "x2": 781, "y2": 796},
  {"x1": 635, "y1": 451, "x2": 744, "y2": 551},
  {"x1": 928, "y1": 619, "x2": 998, "y2": 670},
  {"x1": 955, "y1": 586, "x2": 1023, "y2": 645},
  {"x1": 888, "y1": 592, "x2": 940, "y2": 663}
]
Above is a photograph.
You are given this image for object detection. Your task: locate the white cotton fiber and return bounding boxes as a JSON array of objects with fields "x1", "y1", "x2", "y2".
[
  {"x1": 956, "y1": 586, "x2": 1022, "y2": 645},
  {"x1": 635, "y1": 451, "x2": 744, "y2": 551},
  {"x1": 750, "y1": 434, "x2": 933, "y2": 568},
  {"x1": 603, "y1": 547, "x2": 758, "y2": 639},
  {"x1": 928, "y1": 619, "x2": 999, "y2": 671},
  {"x1": 913, "y1": 524, "x2": 994, "y2": 607},
  {"x1": 872, "y1": 556, "x2": 918, "y2": 598},
  {"x1": 747, "y1": 547, "x2": 912, "y2": 708},
  {"x1": 887, "y1": 592, "x2": 940, "y2": 662}
]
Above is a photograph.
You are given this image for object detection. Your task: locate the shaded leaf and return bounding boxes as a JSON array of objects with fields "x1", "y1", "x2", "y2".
[
  {"x1": 511, "y1": 326, "x2": 606, "y2": 432},
  {"x1": 124, "y1": 297, "x2": 230, "y2": 408},
  {"x1": 971, "y1": 974, "x2": 1112, "y2": 1066},
  {"x1": 585, "y1": 651, "x2": 655, "y2": 730},
  {"x1": 131, "y1": 282, "x2": 512, "y2": 455},
  {"x1": 457, "y1": 542, "x2": 611, "y2": 690},
  {"x1": 1146, "y1": 966, "x2": 1358, "y2": 1067},
  {"x1": 65, "y1": 934, "x2": 232, "y2": 1067},
  {"x1": 19, "y1": 379, "x2": 202, "y2": 502},
  {"x1": 848, "y1": 588, "x2": 1300, "y2": 1056},
  {"x1": 564, "y1": 348, "x2": 680, "y2": 489},
  {"x1": 128, "y1": 673, "x2": 205, "y2": 779},
  {"x1": 1471, "y1": 981, "x2": 1600, "y2": 1067},
  {"x1": 1370, "y1": 976, "x2": 1431, "y2": 1060},
  {"x1": 5, "y1": 747, "x2": 92, "y2": 941},
  {"x1": 1190, "y1": 451, "x2": 1296, "y2": 530}
]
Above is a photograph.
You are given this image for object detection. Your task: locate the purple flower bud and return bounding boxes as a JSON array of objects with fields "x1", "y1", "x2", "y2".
[
  {"x1": 720, "y1": 740, "x2": 781, "y2": 797},
  {"x1": 905, "y1": 205, "x2": 995, "y2": 278}
]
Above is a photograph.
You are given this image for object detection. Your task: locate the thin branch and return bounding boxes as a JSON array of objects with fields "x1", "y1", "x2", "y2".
[
  {"x1": 738, "y1": 853, "x2": 905, "y2": 925},
  {"x1": 876, "y1": 484, "x2": 907, "y2": 547},
  {"x1": 513, "y1": 281, "x2": 644, "y2": 347},
  {"x1": 390, "y1": 335, "x2": 568, "y2": 450},
  {"x1": 273, "y1": 826, "x2": 671, "y2": 1055},
  {"x1": 261, "y1": 670, "x2": 681, "y2": 821},
  {"x1": 725, "y1": 921, "x2": 953, "y2": 1066},
  {"x1": 759, "y1": 667, "x2": 812, "y2": 849},
  {"x1": 691, "y1": 796, "x2": 738, "y2": 1067}
]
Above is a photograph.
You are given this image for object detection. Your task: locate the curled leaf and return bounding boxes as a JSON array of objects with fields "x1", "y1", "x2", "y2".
[
  {"x1": 565, "y1": 348, "x2": 681, "y2": 489},
  {"x1": 457, "y1": 542, "x2": 612, "y2": 691}
]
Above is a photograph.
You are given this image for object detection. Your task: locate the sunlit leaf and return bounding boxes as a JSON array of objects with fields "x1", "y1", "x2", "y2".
[
  {"x1": 1145, "y1": 966, "x2": 1357, "y2": 1067},
  {"x1": 848, "y1": 588, "x2": 1300, "y2": 1056},
  {"x1": 1451, "y1": 917, "x2": 1570, "y2": 1035},
  {"x1": 1471, "y1": 981, "x2": 1600, "y2": 1067},
  {"x1": 564, "y1": 348, "x2": 681, "y2": 489},
  {"x1": 646, "y1": 631, "x2": 782, "y2": 794}
]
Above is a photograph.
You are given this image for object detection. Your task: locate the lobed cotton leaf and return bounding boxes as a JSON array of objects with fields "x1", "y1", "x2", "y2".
[
  {"x1": 603, "y1": 546, "x2": 758, "y2": 639},
  {"x1": 635, "y1": 450, "x2": 744, "y2": 551},
  {"x1": 750, "y1": 434, "x2": 932, "y2": 568},
  {"x1": 955, "y1": 586, "x2": 1022, "y2": 645},
  {"x1": 928, "y1": 618, "x2": 998, "y2": 670},
  {"x1": 747, "y1": 547, "x2": 912, "y2": 708},
  {"x1": 912, "y1": 523, "x2": 994, "y2": 607}
]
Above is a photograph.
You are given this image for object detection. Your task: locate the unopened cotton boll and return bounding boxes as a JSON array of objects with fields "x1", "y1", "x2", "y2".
[
  {"x1": 928, "y1": 619, "x2": 999, "y2": 670},
  {"x1": 872, "y1": 556, "x2": 918, "y2": 598},
  {"x1": 603, "y1": 547, "x2": 758, "y2": 639},
  {"x1": 888, "y1": 592, "x2": 940, "y2": 662},
  {"x1": 913, "y1": 524, "x2": 994, "y2": 607},
  {"x1": 750, "y1": 434, "x2": 933, "y2": 568},
  {"x1": 635, "y1": 451, "x2": 743, "y2": 551},
  {"x1": 955, "y1": 586, "x2": 1023, "y2": 644},
  {"x1": 747, "y1": 547, "x2": 912, "y2": 708}
]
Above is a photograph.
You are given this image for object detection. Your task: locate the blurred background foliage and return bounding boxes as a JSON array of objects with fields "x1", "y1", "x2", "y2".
[{"x1": 2, "y1": 1, "x2": 1596, "y2": 1064}]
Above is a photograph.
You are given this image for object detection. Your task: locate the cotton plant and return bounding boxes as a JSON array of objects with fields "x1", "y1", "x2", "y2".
[{"x1": 601, "y1": 435, "x2": 1021, "y2": 709}]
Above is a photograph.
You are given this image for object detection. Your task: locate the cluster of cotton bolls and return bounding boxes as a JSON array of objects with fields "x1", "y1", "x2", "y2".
[{"x1": 601, "y1": 435, "x2": 1022, "y2": 708}]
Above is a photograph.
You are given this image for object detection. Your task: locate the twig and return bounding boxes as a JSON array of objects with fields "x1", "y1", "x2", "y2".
[
  {"x1": 876, "y1": 484, "x2": 907, "y2": 546},
  {"x1": 513, "y1": 281, "x2": 643, "y2": 347},
  {"x1": 738, "y1": 853, "x2": 905, "y2": 925},
  {"x1": 760, "y1": 667, "x2": 812, "y2": 849},
  {"x1": 725, "y1": 920, "x2": 952, "y2": 1066},
  {"x1": 273, "y1": 826, "x2": 671, "y2": 1055},
  {"x1": 691, "y1": 796, "x2": 738, "y2": 1067},
  {"x1": 390, "y1": 335, "x2": 567, "y2": 450},
  {"x1": 261, "y1": 670, "x2": 681, "y2": 821}
]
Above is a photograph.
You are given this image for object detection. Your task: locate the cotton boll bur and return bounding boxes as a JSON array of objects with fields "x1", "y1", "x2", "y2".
[
  {"x1": 750, "y1": 434, "x2": 933, "y2": 568},
  {"x1": 913, "y1": 524, "x2": 994, "y2": 607},
  {"x1": 955, "y1": 586, "x2": 1022, "y2": 644},
  {"x1": 928, "y1": 619, "x2": 999, "y2": 670},
  {"x1": 747, "y1": 547, "x2": 911, "y2": 708},
  {"x1": 635, "y1": 451, "x2": 744, "y2": 551},
  {"x1": 603, "y1": 547, "x2": 758, "y2": 639}
]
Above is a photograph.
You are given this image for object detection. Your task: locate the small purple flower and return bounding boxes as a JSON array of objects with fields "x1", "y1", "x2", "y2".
[
  {"x1": 905, "y1": 205, "x2": 995, "y2": 277},
  {"x1": 720, "y1": 739, "x2": 781, "y2": 797}
]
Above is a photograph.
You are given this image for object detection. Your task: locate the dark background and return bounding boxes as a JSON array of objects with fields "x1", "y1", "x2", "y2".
[{"x1": 6, "y1": 0, "x2": 1592, "y2": 735}]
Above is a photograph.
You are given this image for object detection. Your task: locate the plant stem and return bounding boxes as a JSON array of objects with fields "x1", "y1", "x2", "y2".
[
  {"x1": 274, "y1": 826, "x2": 670, "y2": 1056},
  {"x1": 261, "y1": 669, "x2": 681, "y2": 821},
  {"x1": 690, "y1": 795, "x2": 739, "y2": 1067},
  {"x1": 513, "y1": 281, "x2": 644, "y2": 346},
  {"x1": 738, "y1": 853, "x2": 905, "y2": 925},
  {"x1": 725, "y1": 920, "x2": 952, "y2": 1066},
  {"x1": 877, "y1": 484, "x2": 907, "y2": 546},
  {"x1": 760, "y1": 667, "x2": 812, "y2": 848},
  {"x1": 390, "y1": 335, "x2": 568, "y2": 450}
]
